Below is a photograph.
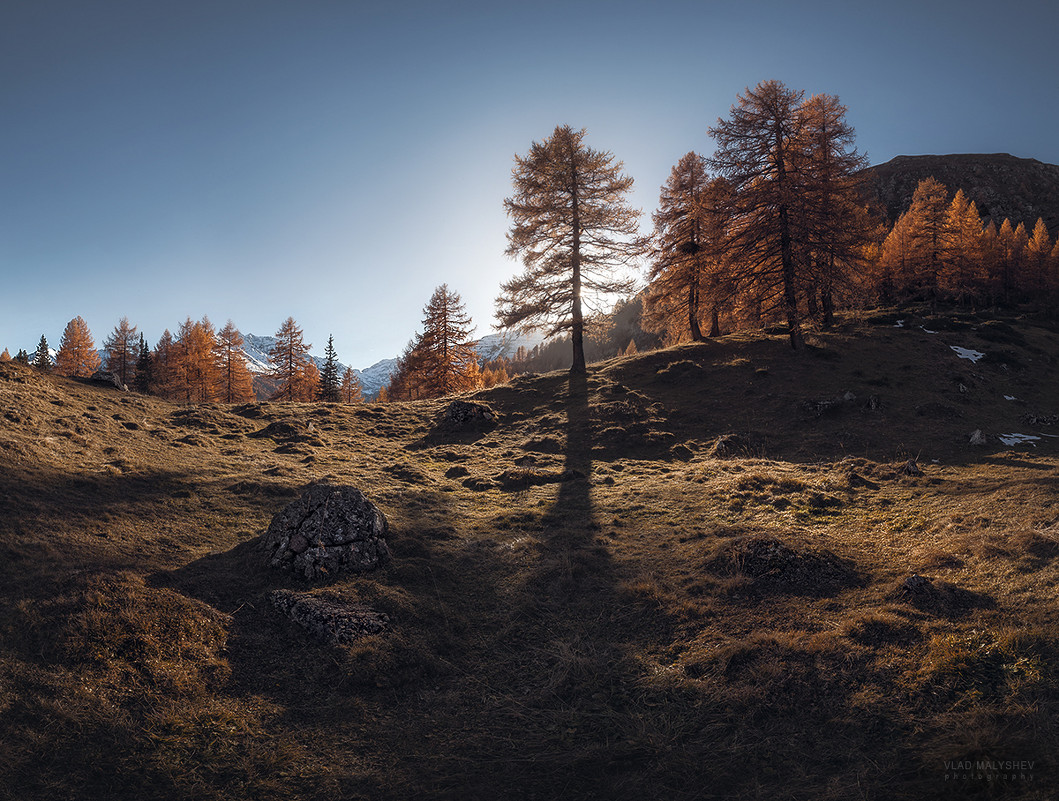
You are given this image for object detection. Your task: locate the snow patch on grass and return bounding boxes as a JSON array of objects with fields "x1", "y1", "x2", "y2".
[{"x1": 951, "y1": 346, "x2": 985, "y2": 363}]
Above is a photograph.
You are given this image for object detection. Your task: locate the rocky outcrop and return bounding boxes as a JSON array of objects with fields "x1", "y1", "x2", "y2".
[
  {"x1": 438, "y1": 399, "x2": 497, "y2": 430},
  {"x1": 268, "y1": 590, "x2": 389, "y2": 645},
  {"x1": 705, "y1": 536, "x2": 860, "y2": 596},
  {"x1": 261, "y1": 484, "x2": 390, "y2": 580}
]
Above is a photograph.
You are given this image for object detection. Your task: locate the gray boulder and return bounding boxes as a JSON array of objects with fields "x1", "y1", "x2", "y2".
[{"x1": 262, "y1": 484, "x2": 390, "y2": 580}]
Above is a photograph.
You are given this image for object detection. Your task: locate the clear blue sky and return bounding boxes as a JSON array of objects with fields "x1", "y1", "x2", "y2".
[{"x1": 2, "y1": 0, "x2": 1056, "y2": 368}]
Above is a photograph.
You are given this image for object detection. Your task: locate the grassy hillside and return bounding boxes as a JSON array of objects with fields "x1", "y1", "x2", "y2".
[{"x1": 2, "y1": 309, "x2": 1058, "y2": 800}]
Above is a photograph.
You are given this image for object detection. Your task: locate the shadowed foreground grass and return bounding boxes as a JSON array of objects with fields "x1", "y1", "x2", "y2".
[{"x1": 2, "y1": 310, "x2": 1059, "y2": 800}]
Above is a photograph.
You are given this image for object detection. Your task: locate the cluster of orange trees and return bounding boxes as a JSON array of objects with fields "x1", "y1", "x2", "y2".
[
  {"x1": 5, "y1": 315, "x2": 363, "y2": 404},
  {"x1": 871, "y1": 179, "x2": 1058, "y2": 307},
  {"x1": 641, "y1": 84, "x2": 1059, "y2": 348}
]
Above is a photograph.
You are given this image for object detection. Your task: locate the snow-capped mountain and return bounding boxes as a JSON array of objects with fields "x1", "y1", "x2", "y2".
[
  {"x1": 474, "y1": 330, "x2": 545, "y2": 362},
  {"x1": 242, "y1": 334, "x2": 397, "y2": 398}
]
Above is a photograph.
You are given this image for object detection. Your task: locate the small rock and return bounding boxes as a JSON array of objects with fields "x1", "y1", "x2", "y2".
[
  {"x1": 968, "y1": 429, "x2": 988, "y2": 446},
  {"x1": 899, "y1": 458, "x2": 922, "y2": 476}
]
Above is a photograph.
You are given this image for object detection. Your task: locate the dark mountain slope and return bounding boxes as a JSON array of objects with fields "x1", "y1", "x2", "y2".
[{"x1": 864, "y1": 152, "x2": 1059, "y2": 231}]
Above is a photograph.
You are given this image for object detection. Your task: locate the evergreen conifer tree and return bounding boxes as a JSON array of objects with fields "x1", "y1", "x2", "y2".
[
  {"x1": 318, "y1": 335, "x2": 341, "y2": 402},
  {"x1": 32, "y1": 335, "x2": 52, "y2": 371},
  {"x1": 134, "y1": 334, "x2": 153, "y2": 393},
  {"x1": 15, "y1": 349, "x2": 30, "y2": 365}
]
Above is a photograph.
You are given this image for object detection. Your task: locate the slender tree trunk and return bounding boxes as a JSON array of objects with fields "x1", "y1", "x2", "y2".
[
  {"x1": 688, "y1": 282, "x2": 704, "y2": 342},
  {"x1": 806, "y1": 287, "x2": 819, "y2": 319},
  {"x1": 821, "y1": 259, "x2": 835, "y2": 329},
  {"x1": 774, "y1": 125, "x2": 802, "y2": 350},
  {"x1": 779, "y1": 204, "x2": 803, "y2": 349},
  {"x1": 569, "y1": 158, "x2": 587, "y2": 375},
  {"x1": 709, "y1": 306, "x2": 720, "y2": 337}
]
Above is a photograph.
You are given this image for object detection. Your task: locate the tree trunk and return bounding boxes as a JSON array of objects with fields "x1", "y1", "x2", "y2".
[
  {"x1": 688, "y1": 283, "x2": 704, "y2": 342},
  {"x1": 778, "y1": 205, "x2": 803, "y2": 350},
  {"x1": 569, "y1": 160, "x2": 587, "y2": 375},
  {"x1": 709, "y1": 306, "x2": 720, "y2": 337}
]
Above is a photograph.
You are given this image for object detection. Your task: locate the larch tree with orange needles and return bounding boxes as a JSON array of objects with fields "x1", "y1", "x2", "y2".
[
  {"x1": 419, "y1": 284, "x2": 479, "y2": 397},
  {"x1": 708, "y1": 81, "x2": 807, "y2": 349},
  {"x1": 174, "y1": 317, "x2": 221, "y2": 403},
  {"x1": 646, "y1": 153, "x2": 732, "y2": 342},
  {"x1": 268, "y1": 317, "x2": 312, "y2": 402},
  {"x1": 55, "y1": 316, "x2": 101, "y2": 377},
  {"x1": 216, "y1": 320, "x2": 256, "y2": 403},
  {"x1": 103, "y1": 316, "x2": 138, "y2": 387},
  {"x1": 340, "y1": 367, "x2": 363, "y2": 403}
]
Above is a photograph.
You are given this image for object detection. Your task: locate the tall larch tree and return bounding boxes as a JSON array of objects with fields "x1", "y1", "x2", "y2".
[
  {"x1": 793, "y1": 93, "x2": 871, "y2": 327},
  {"x1": 940, "y1": 189, "x2": 985, "y2": 303},
  {"x1": 903, "y1": 177, "x2": 950, "y2": 304},
  {"x1": 103, "y1": 316, "x2": 138, "y2": 386},
  {"x1": 875, "y1": 211, "x2": 916, "y2": 303},
  {"x1": 32, "y1": 335, "x2": 53, "y2": 371},
  {"x1": 268, "y1": 317, "x2": 311, "y2": 402},
  {"x1": 1026, "y1": 218, "x2": 1052, "y2": 295},
  {"x1": 295, "y1": 360, "x2": 321, "y2": 402},
  {"x1": 385, "y1": 336, "x2": 428, "y2": 401},
  {"x1": 499, "y1": 124, "x2": 644, "y2": 374},
  {"x1": 318, "y1": 335, "x2": 341, "y2": 402},
  {"x1": 175, "y1": 317, "x2": 221, "y2": 403},
  {"x1": 0, "y1": 348, "x2": 10, "y2": 362},
  {"x1": 419, "y1": 284, "x2": 479, "y2": 396},
  {"x1": 340, "y1": 366, "x2": 363, "y2": 403},
  {"x1": 708, "y1": 80, "x2": 808, "y2": 348},
  {"x1": 55, "y1": 317, "x2": 101, "y2": 377},
  {"x1": 646, "y1": 153, "x2": 732, "y2": 342},
  {"x1": 151, "y1": 330, "x2": 179, "y2": 400},
  {"x1": 215, "y1": 320, "x2": 255, "y2": 403}
]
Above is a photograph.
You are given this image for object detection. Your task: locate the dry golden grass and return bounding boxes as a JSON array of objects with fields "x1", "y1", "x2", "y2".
[{"x1": 2, "y1": 308, "x2": 1059, "y2": 799}]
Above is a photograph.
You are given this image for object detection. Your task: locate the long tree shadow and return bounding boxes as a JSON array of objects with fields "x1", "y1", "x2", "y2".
[{"x1": 443, "y1": 372, "x2": 679, "y2": 799}]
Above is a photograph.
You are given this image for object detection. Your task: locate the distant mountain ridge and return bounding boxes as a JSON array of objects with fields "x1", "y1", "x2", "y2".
[{"x1": 863, "y1": 153, "x2": 1059, "y2": 232}]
